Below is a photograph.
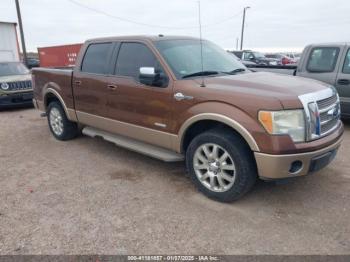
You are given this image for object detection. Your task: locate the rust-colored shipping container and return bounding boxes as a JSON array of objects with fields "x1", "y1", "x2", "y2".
[{"x1": 38, "y1": 43, "x2": 83, "y2": 67}]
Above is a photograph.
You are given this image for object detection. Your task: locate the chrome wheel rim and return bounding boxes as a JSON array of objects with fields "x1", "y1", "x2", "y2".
[
  {"x1": 49, "y1": 108, "x2": 64, "y2": 136},
  {"x1": 193, "y1": 143, "x2": 236, "y2": 192}
]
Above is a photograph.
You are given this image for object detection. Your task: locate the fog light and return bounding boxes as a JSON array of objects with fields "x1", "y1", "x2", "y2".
[{"x1": 289, "y1": 160, "x2": 303, "y2": 174}]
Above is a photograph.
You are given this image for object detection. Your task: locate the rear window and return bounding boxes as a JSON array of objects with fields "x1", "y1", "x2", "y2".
[
  {"x1": 307, "y1": 47, "x2": 339, "y2": 73},
  {"x1": 342, "y1": 48, "x2": 350, "y2": 74},
  {"x1": 81, "y1": 43, "x2": 113, "y2": 74}
]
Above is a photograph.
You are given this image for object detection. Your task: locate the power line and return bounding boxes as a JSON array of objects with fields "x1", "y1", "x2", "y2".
[{"x1": 67, "y1": 0, "x2": 242, "y2": 30}]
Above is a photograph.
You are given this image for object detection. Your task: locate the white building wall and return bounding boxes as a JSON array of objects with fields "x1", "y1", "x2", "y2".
[{"x1": 0, "y1": 22, "x2": 20, "y2": 62}]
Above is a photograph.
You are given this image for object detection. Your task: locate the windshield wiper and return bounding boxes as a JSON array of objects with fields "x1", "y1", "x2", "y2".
[
  {"x1": 222, "y1": 68, "x2": 246, "y2": 75},
  {"x1": 182, "y1": 70, "x2": 219, "y2": 79}
]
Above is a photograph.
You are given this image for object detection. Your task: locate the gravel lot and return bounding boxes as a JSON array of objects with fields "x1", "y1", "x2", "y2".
[{"x1": 0, "y1": 108, "x2": 349, "y2": 255}]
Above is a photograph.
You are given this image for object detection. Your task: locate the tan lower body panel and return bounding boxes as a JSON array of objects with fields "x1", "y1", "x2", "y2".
[
  {"x1": 76, "y1": 111, "x2": 178, "y2": 151},
  {"x1": 255, "y1": 135, "x2": 343, "y2": 179}
]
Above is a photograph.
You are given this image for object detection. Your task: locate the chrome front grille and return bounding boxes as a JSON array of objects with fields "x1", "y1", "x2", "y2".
[
  {"x1": 317, "y1": 94, "x2": 337, "y2": 109},
  {"x1": 317, "y1": 93, "x2": 340, "y2": 136},
  {"x1": 299, "y1": 87, "x2": 341, "y2": 141},
  {"x1": 8, "y1": 80, "x2": 32, "y2": 91},
  {"x1": 321, "y1": 117, "x2": 338, "y2": 134}
]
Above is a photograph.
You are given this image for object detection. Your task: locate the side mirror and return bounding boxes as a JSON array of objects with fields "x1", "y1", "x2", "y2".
[
  {"x1": 140, "y1": 67, "x2": 156, "y2": 76},
  {"x1": 139, "y1": 67, "x2": 168, "y2": 87}
]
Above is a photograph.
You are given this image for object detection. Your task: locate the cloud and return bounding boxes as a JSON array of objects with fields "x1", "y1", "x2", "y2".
[{"x1": 0, "y1": 0, "x2": 349, "y2": 52}]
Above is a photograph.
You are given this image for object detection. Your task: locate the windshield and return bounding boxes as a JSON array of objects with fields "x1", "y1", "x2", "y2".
[
  {"x1": 253, "y1": 52, "x2": 266, "y2": 58},
  {"x1": 154, "y1": 39, "x2": 245, "y2": 79},
  {"x1": 0, "y1": 62, "x2": 29, "y2": 77}
]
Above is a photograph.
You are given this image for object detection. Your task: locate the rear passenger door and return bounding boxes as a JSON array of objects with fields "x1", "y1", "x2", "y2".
[
  {"x1": 105, "y1": 41, "x2": 174, "y2": 148},
  {"x1": 73, "y1": 42, "x2": 115, "y2": 120},
  {"x1": 335, "y1": 47, "x2": 350, "y2": 116}
]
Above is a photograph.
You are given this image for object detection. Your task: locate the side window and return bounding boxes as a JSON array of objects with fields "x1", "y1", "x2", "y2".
[
  {"x1": 115, "y1": 42, "x2": 163, "y2": 79},
  {"x1": 244, "y1": 52, "x2": 254, "y2": 60},
  {"x1": 81, "y1": 43, "x2": 113, "y2": 74},
  {"x1": 342, "y1": 48, "x2": 350, "y2": 74},
  {"x1": 307, "y1": 47, "x2": 340, "y2": 73}
]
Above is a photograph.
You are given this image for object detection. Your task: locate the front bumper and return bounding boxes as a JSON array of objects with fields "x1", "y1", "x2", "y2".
[
  {"x1": 255, "y1": 133, "x2": 343, "y2": 180},
  {"x1": 0, "y1": 92, "x2": 33, "y2": 108}
]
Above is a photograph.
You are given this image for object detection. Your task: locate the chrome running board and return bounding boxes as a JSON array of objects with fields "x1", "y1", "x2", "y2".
[{"x1": 82, "y1": 126, "x2": 184, "y2": 162}]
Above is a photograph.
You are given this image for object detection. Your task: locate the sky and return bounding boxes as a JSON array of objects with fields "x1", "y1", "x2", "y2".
[{"x1": 0, "y1": 0, "x2": 349, "y2": 53}]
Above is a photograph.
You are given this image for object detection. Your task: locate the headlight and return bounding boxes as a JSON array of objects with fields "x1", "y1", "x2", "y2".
[{"x1": 258, "y1": 110, "x2": 305, "y2": 142}]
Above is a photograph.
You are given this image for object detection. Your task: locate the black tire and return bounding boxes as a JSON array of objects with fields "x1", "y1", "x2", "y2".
[
  {"x1": 47, "y1": 101, "x2": 78, "y2": 141},
  {"x1": 186, "y1": 128, "x2": 257, "y2": 202}
]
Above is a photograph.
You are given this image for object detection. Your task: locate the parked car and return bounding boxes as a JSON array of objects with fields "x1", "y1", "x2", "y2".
[
  {"x1": 232, "y1": 50, "x2": 278, "y2": 65},
  {"x1": 26, "y1": 58, "x2": 40, "y2": 69},
  {"x1": 265, "y1": 53, "x2": 296, "y2": 65},
  {"x1": 0, "y1": 61, "x2": 33, "y2": 108},
  {"x1": 295, "y1": 43, "x2": 350, "y2": 118},
  {"x1": 32, "y1": 36, "x2": 343, "y2": 202},
  {"x1": 228, "y1": 52, "x2": 257, "y2": 66},
  {"x1": 284, "y1": 52, "x2": 301, "y2": 62}
]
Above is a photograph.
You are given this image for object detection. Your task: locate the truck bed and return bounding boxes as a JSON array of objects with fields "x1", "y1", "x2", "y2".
[{"x1": 32, "y1": 67, "x2": 75, "y2": 110}]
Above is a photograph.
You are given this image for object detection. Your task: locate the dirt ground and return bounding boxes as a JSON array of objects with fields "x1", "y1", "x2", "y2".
[{"x1": 0, "y1": 108, "x2": 349, "y2": 255}]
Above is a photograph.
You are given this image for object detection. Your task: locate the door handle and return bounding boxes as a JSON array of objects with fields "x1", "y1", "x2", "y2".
[
  {"x1": 337, "y1": 79, "x2": 350, "y2": 85},
  {"x1": 74, "y1": 80, "x2": 82, "y2": 86},
  {"x1": 174, "y1": 92, "x2": 193, "y2": 101},
  {"x1": 107, "y1": 84, "x2": 118, "y2": 90}
]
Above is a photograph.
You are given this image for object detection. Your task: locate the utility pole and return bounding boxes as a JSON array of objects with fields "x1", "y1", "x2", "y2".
[
  {"x1": 15, "y1": 0, "x2": 28, "y2": 66},
  {"x1": 236, "y1": 37, "x2": 239, "y2": 50},
  {"x1": 240, "y1": 6, "x2": 250, "y2": 50}
]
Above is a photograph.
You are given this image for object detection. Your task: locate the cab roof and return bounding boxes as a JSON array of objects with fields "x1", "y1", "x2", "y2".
[
  {"x1": 85, "y1": 35, "x2": 199, "y2": 43},
  {"x1": 307, "y1": 42, "x2": 349, "y2": 47}
]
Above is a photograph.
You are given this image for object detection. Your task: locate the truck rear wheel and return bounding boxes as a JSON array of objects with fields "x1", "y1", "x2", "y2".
[
  {"x1": 186, "y1": 129, "x2": 257, "y2": 202},
  {"x1": 47, "y1": 101, "x2": 78, "y2": 141}
]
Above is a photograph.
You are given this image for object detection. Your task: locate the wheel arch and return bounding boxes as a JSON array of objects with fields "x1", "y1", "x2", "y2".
[
  {"x1": 43, "y1": 86, "x2": 77, "y2": 121},
  {"x1": 178, "y1": 113, "x2": 260, "y2": 153}
]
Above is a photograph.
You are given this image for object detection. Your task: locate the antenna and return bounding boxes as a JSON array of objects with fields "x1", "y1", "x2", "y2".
[{"x1": 197, "y1": 1, "x2": 205, "y2": 87}]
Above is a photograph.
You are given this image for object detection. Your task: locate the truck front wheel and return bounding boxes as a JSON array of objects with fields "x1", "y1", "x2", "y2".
[
  {"x1": 186, "y1": 129, "x2": 257, "y2": 202},
  {"x1": 47, "y1": 101, "x2": 78, "y2": 141}
]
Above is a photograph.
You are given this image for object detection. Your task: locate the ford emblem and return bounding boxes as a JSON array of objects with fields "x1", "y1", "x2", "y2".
[
  {"x1": 1, "y1": 83, "x2": 9, "y2": 90},
  {"x1": 327, "y1": 104, "x2": 340, "y2": 118}
]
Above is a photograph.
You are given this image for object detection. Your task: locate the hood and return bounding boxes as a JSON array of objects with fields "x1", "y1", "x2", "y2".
[
  {"x1": 0, "y1": 74, "x2": 31, "y2": 83},
  {"x1": 192, "y1": 72, "x2": 331, "y2": 110},
  {"x1": 195, "y1": 72, "x2": 330, "y2": 98}
]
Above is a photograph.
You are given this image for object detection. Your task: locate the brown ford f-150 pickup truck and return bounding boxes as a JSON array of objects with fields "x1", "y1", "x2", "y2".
[{"x1": 32, "y1": 35, "x2": 344, "y2": 202}]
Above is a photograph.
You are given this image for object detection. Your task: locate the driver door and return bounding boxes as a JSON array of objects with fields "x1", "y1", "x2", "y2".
[{"x1": 105, "y1": 41, "x2": 174, "y2": 148}]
